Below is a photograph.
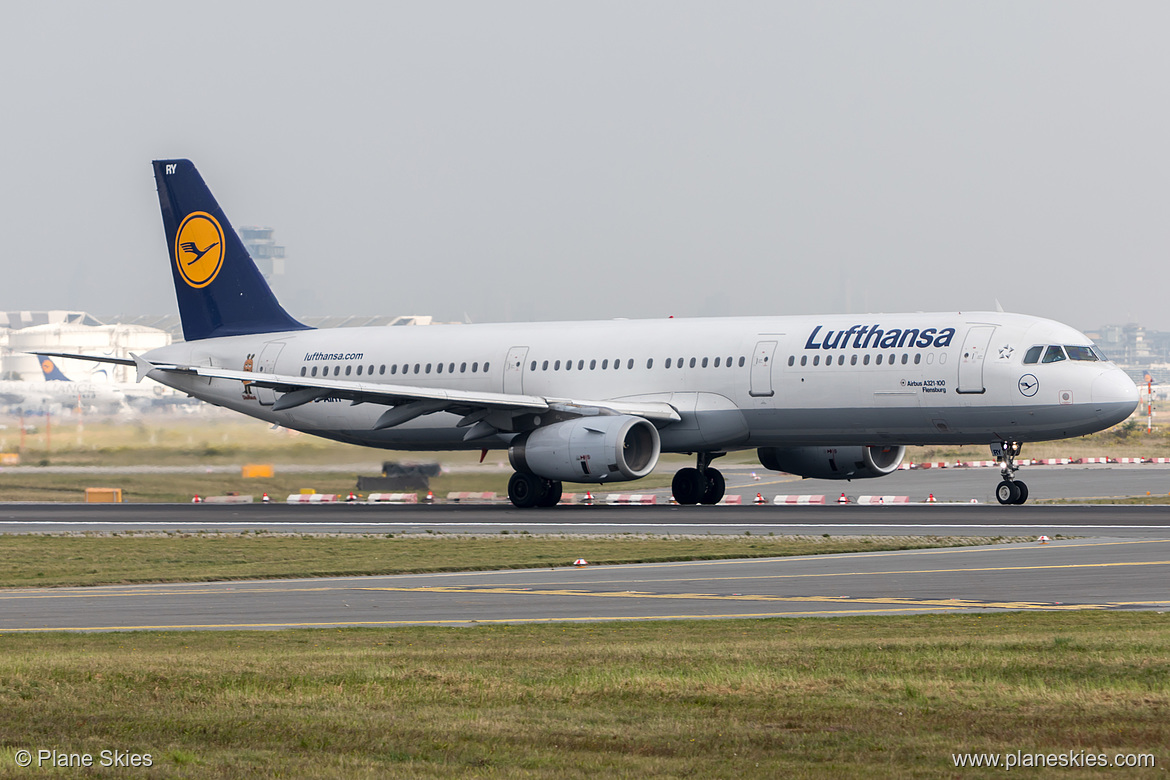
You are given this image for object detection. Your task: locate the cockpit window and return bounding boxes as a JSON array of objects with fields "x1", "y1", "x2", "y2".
[
  {"x1": 1091, "y1": 345, "x2": 1108, "y2": 361},
  {"x1": 1023, "y1": 346, "x2": 1043, "y2": 364},
  {"x1": 1065, "y1": 345, "x2": 1099, "y2": 361},
  {"x1": 1041, "y1": 345, "x2": 1067, "y2": 364}
]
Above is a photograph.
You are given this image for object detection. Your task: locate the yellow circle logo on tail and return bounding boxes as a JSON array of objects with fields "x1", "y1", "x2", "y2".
[
  {"x1": 41, "y1": 359, "x2": 55, "y2": 374},
  {"x1": 175, "y1": 212, "x2": 225, "y2": 288}
]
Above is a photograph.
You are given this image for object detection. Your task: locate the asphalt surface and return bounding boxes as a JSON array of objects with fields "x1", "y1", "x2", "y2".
[{"x1": 0, "y1": 466, "x2": 1167, "y2": 631}]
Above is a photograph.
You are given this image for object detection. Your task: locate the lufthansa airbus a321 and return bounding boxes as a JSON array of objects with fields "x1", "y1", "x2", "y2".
[{"x1": 42, "y1": 160, "x2": 1139, "y2": 507}]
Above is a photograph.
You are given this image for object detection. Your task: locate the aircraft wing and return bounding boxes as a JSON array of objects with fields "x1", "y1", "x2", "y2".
[{"x1": 133, "y1": 357, "x2": 682, "y2": 428}]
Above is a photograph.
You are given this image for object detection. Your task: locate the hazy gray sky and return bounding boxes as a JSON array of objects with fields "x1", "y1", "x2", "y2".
[{"x1": 3, "y1": 3, "x2": 1168, "y2": 329}]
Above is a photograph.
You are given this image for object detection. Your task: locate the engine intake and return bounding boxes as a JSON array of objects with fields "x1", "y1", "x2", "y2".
[
  {"x1": 757, "y1": 445, "x2": 905, "y2": 480},
  {"x1": 509, "y1": 415, "x2": 661, "y2": 483}
]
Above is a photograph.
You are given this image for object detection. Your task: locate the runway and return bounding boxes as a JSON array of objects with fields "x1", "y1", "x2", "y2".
[
  {"x1": 2, "y1": 535, "x2": 1167, "y2": 632},
  {"x1": 1, "y1": 466, "x2": 1167, "y2": 631}
]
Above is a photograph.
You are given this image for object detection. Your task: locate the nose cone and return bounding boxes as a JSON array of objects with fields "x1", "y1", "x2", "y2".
[{"x1": 1092, "y1": 369, "x2": 1139, "y2": 426}]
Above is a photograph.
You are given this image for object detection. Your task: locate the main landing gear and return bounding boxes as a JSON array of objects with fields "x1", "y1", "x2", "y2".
[
  {"x1": 994, "y1": 441, "x2": 1029, "y2": 505},
  {"x1": 507, "y1": 472, "x2": 563, "y2": 508},
  {"x1": 672, "y1": 452, "x2": 726, "y2": 505}
]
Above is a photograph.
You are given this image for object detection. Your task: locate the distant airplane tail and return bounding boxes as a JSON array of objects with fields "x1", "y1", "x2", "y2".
[
  {"x1": 37, "y1": 355, "x2": 72, "y2": 381},
  {"x1": 153, "y1": 159, "x2": 310, "y2": 341}
]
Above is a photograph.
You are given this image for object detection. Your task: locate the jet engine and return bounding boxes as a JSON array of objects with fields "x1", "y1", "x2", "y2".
[
  {"x1": 509, "y1": 415, "x2": 661, "y2": 483},
  {"x1": 757, "y1": 445, "x2": 905, "y2": 480}
]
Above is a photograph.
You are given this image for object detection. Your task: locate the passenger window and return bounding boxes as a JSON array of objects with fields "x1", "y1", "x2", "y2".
[
  {"x1": 323, "y1": 365, "x2": 329, "y2": 375},
  {"x1": 311, "y1": 366, "x2": 318, "y2": 377},
  {"x1": 483, "y1": 362, "x2": 490, "y2": 372},
  {"x1": 901, "y1": 354, "x2": 908, "y2": 365},
  {"x1": 425, "y1": 364, "x2": 432, "y2": 374},
  {"x1": 800, "y1": 355, "x2": 807, "y2": 366},
  {"x1": 1065, "y1": 346, "x2": 1098, "y2": 361},
  {"x1": 461, "y1": 362, "x2": 468, "y2": 372},
  {"x1": 471, "y1": 362, "x2": 478, "y2": 372},
  {"x1": 813, "y1": 355, "x2": 820, "y2": 366},
  {"x1": 369, "y1": 365, "x2": 375, "y2": 375},
  {"x1": 578, "y1": 360, "x2": 584, "y2": 370},
  {"x1": 331, "y1": 366, "x2": 338, "y2": 376},
  {"x1": 677, "y1": 357, "x2": 683, "y2": 368},
  {"x1": 300, "y1": 366, "x2": 307, "y2": 377},
  {"x1": 876, "y1": 354, "x2": 883, "y2": 365},
  {"x1": 1042, "y1": 346, "x2": 1067, "y2": 364},
  {"x1": 700, "y1": 357, "x2": 707, "y2": 368},
  {"x1": 437, "y1": 363, "x2": 443, "y2": 374},
  {"x1": 627, "y1": 359, "x2": 633, "y2": 369},
  {"x1": 590, "y1": 359, "x2": 597, "y2": 370},
  {"x1": 715, "y1": 357, "x2": 722, "y2": 368},
  {"x1": 864, "y1": 354, "x2": 870, "y2": 365},
  {"x1": 787, "y1": 356, "x2": 794, "y2": 367},
  {"x1": 541, "y1": 361, "x2": 548, "y2": 371},
  {"x1": 738, "y1": 356, "x2": 745, "y2": 367},
  {"x1": 566, "y1": 360, "x2": 573, "y2": 371},
  {"x1": 344, "y1": 366, "x2": 351, "y2": 376},
  {"x1": 646, "y1": 358, "x2": 653, "y2": 369},
  {"x1": 914, "y1": 353, "x2": 921, "y2": 365},
  {"x1": 838, "y1": 355, "x2": 845, "y2": 366},
  {"x1": 390, "y1": 365, "x2": 396, "y2": 375},
  {"x1": 689, "y1": 357, "x2": 697, "y2": 368},
  {"x1": 554, "y1": 360, "x2": 561, "y2": 370},
  {"x1": 727, "y1": 356, "x2": 733, "y2": 367},
  {"x1": 356, "y1": 365, "x2": 363, "y2": 376},
  {"x1": 379, "y1": 365, "x2": 386, "y2": 375},
  {"x1": 850, "y1": 355, "x2": 857, "y2": 366}
]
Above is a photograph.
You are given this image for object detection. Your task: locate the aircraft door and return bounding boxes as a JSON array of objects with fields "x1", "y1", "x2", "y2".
[
  {"x1": 749, "y1": 340, "x2": 777, "y2": 398},
  {"x1": 255, "y1": 342, "x2": 286, "y2": 406},
  {"x1": 956, "y1": 326, "x2": 995, "y2": 394},
  {"x1": 504, "y1": 346, "x2": 528, "y2": 395}
]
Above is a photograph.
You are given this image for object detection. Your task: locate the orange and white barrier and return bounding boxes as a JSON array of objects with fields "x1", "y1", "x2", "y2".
[
  {"x1": 959, "y1": 460, "x2": 997, "y2": 468},
  {"x1": 719, "y1": 495, "x2": 744, "y2": 505},
  {"x1": 366, "y1": 493, "x2": 419, "y2": 504},
  {"x1": 286, "y1": 494, "x2": 340, "y2": 503},
  {"x1": 1117, "y1": 457, "x2": 1148, "y2": 464},
  {"x1": 446, "y1": 492, "x2": 498, "y2": 503},
  {"x1": 1148, "y1": 458, "x2": 1170, "y2": 464},
  {"x1": 857, "y1": 495, "x2": 910, "y2": 505},
  {"x1": 772, "y1": 494, "x2": 827, "y2": 505},
  {"x1": 1034, "y1": 458, "x2": 1071, "y2": 465},
  {"x1": 1076, "y1": 457, "x2": 1113, "y2": 464},
  {"x1": 605, "y1": 493, "x2": 659, "y2": 505}
]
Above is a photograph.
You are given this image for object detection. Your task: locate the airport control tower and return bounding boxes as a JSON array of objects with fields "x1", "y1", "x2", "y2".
[{"x1": 238, "y1": 226, "x2": 285, "y2": 283}]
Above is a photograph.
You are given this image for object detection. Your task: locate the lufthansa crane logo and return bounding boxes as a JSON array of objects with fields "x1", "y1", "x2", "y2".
[
  {"x1": 41, "y1": 358, "x2": 55, "y2": 374},
  {"x1": 175, "y1": 211, "x2": 225, "y2": 288}
]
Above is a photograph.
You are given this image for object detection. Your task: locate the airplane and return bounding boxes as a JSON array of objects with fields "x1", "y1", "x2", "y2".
[
  {"x1": 0, "y1": 356, "x2": 128, "y2": 414},
  {"x1": 40, "y1": 159, "x2": 1139, "y2": 506}
]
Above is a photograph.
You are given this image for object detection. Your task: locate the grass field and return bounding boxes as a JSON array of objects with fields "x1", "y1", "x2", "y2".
[
  {"x1": 0, "y1": 533, "x2": 1021, "y2": 588},
  {"x1": 0, "y1": 613, "x2": 1165, "y2": 778}
]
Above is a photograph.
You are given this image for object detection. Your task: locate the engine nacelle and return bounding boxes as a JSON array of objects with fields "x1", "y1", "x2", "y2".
[
  {"x1": 757, "y1": 445, "x2": 905, "y2": 480},
  {"x1": 509, "y1": 415, "x2": 661, "y2": 483}
]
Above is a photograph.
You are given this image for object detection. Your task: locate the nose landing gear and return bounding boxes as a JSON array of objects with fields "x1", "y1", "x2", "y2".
[
  {"x1": 672, "y1": 452, "x2": 727, "y2": 505},
  {"x1": 994, "y1": 441, "x2": 1029, "y2": 505}
]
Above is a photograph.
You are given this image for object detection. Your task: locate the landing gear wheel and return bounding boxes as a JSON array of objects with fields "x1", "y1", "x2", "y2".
[
  {"x1": 995, "y1": 480, "x2": 1021, "y2": 505},
  {"x1": 1012, "y1": 481, "x2": 1029, "y2": 505},
  {"x1": 700, "y1": 468, "x2": 725, "y2": 505},
  {"x1": 672, "y1": 467, "x2": 706, "y2": 505},
  {"x1": 508, "y1": 472, "x2": 545, "y2": 508},
  {"x1": 537, "y1": 480, "x2": 563, "y2": 507}
]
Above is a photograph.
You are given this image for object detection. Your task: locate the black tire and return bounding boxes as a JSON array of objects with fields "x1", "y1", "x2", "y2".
[
  {"x1": 995, "y1": 480, "x2": 1020, "y2": 505},
  {"x1": 537, "y1": 480, "x2": 563, "y2": 507},
  {"x1": 508, "y1": 472, "x2": 545, "y2": 508},
  {"x1": 700, "y1": 468, "x2": 726, "y2": 505},
  {"x1": 672, "y1": 467, "x2": 706, "y2": 505},
  {"x1": 1012, "y1": 481, "x2": 1029, "y2": 505}
]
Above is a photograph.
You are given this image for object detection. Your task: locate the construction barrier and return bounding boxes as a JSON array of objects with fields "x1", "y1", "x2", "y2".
[
  {"x1": 203, "y1": 495, "x2": 254, "y2": 504},
  {"x1": 856, "y1": 495, "x2": 911, "y2": 505},
  {"x1": 1076, "y1": 457, "x2": 1114, "y2": 464},
  {"x1": 772, "y1": 494, "x2": 827, "y2": 505},
  {"x1": 286, "y1": 494, "x2": 340, "y2": 503},
  {"x1": 959, "y1": 461, "x2": 997, "y2": 468},
  {"x1": 718, "y1": 495, "x2": 744, "y2": 505},
  {"x1": 366, "y1": 493, "x2": 419, "y2": 504},
  {"x1": 605, "y1": 494, "x2": 659, "y2": 505},
  {"x1": 0, "y1": 453, "x2": 20, "y2": 466},
  {"x1": 84, "y1": 487, "x2": 122, "y2": 503},
  {"x1": 1034, "y1": 458, "x2": 1071, "y2": 465},
  {"x1": 446, "y1": 492, "x2": 498, "y2": 503},
  {"x1": 1117, "y1": 457, "x2": 1148, "y2": 464}
]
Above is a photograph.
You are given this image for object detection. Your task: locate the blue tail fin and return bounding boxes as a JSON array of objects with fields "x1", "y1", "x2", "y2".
[
  {"x1": 153, "y1": 159, "x2": 310, "y2": 341},
  {"x1": 37, "y1": 355, "x2": 72, "y2": 381}
]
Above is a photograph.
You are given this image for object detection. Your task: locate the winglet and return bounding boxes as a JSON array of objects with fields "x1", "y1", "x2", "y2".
[{"x1": 132, "y1": 353, "x2": 155, "y2": 384}]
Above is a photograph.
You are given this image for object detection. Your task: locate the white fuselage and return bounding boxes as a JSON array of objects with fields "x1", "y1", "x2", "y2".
[{"x1": 142, "y1": 311, "x2": 1138, "y2": 453}]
